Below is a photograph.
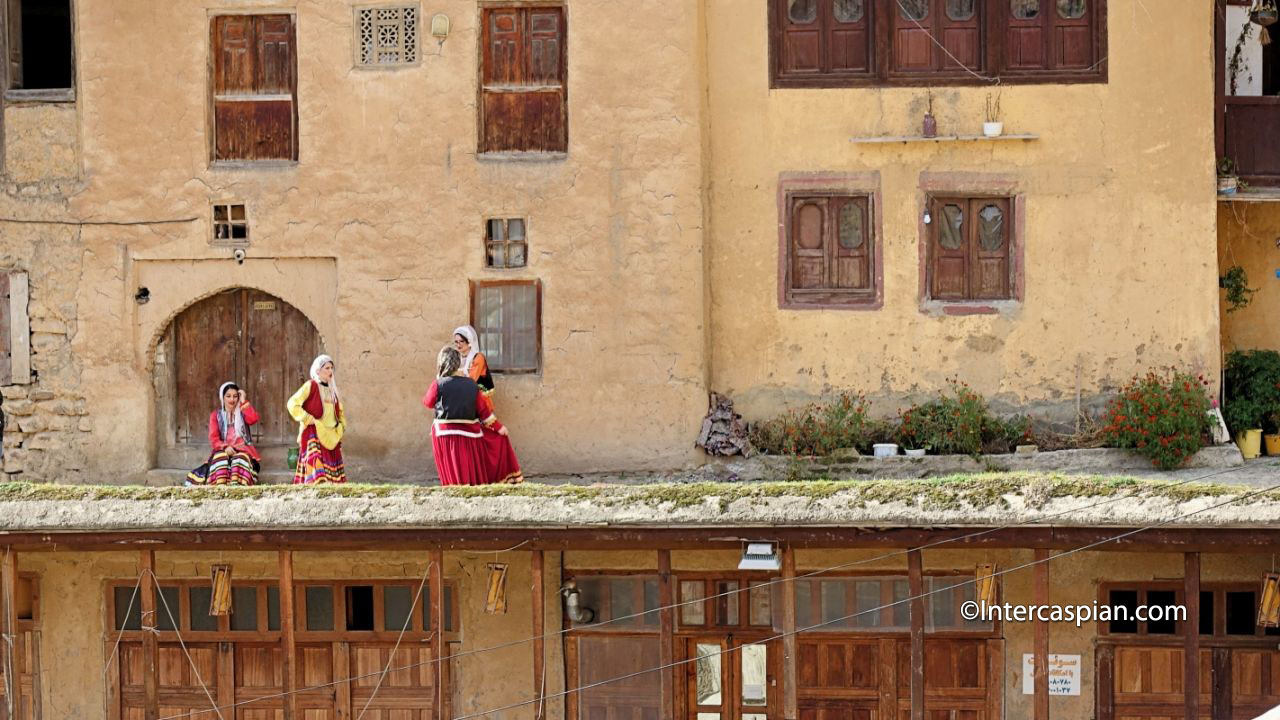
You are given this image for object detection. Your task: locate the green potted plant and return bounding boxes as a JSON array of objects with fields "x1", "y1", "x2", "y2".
[
  {"x1": 1224, "y1": 396, "x2": 1266, "y2": 458},
  {"x1": 1225, "y1": 350, "x2": 1280, "y2": 458},
  {"x1": 1220, "y1": 265, "x2": 1257, "y2": 312},
  {"x1": 1219, "y1": 157, "x2": 1240, "y2": 194}
]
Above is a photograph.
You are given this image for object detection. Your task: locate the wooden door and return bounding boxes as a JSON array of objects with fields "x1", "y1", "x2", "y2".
[
  {"x1": 1107, "y1": 645, "x2": 1211, "y2": 720},
  {"x1": 0, "y1": 629, "x2": 39, "y2": 720},
  {"x1": 574, "y1": 635, "x2": 662, "y2": 720},
  {"x1": 684, "y1": 636, "x2": 777, "y2": 720},
  {"x1": 1229, "y1": 648, "x2": 1280, "y2": 719},
  {"x1": 172, "y1": 289, "x2": 321, "y2": 447}
]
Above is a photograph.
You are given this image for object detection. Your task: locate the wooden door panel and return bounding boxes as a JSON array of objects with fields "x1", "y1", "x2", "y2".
[
  {"x1": 244, "y1": 291, "x2": 287, "y2": 445},
  {"x1": 175, "y1": 290, "x2": 240, "y2": 444}
]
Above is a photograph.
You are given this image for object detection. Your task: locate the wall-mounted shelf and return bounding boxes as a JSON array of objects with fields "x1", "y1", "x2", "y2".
[
  {"x1": 849, "y1": 133, "x2": 1039, "y2": 144},
  {"x1": 1218, "y1": 187, "x2": 1280, "y2": 203}
]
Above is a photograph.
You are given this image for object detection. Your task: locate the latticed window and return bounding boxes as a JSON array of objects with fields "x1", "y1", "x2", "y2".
[
  {"x1": 927, "y1": 196, "x2": 1013, "y2": 301},
  {"x1": 471, "y1": 280, "x2": 541, "y2": 372},
  {"x1": 211, "y1": 203, "x2": 249, "y2": 246},
  {"x1": 356, "y1": 6, "x2": 419, "y2": 66},
  {"x1": 485, "y1": 218, "x2": 528, "y2": 268}
]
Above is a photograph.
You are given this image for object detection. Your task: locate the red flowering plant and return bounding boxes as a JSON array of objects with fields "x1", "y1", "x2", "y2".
[
  {"x1": 1101, "y1": 370, "x2": 1212, "y2": 470},
  {"x1": 897, "y1": 380, "x2": 1031, "y2": 455},
  {"x1": 749, "y1": 393, "x2": 877, "y2": 456}
]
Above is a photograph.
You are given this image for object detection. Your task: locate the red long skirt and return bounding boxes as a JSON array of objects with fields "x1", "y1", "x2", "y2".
[
  {"x1": 293, "y1": 425, "x2": 346, "y2": 484},
  {"x1": 432, "y1": 426, "x2": 524, "y2": 486}
]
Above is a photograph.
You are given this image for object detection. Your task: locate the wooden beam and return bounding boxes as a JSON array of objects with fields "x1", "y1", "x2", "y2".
[
  {"x1": 140, "y1": 550, "x2": 158, "y2": 720},
  {"x1": 430, "y1": 549, "x2": 446, "y2": 720},
  {"x1": 1212, "y1": 647, "x2": 1231, "y2": 720},
  {"x1": 279, "y1": 550, "x2": 297, "y2": 720},
  {"x1": 2, "y1": 548, "x2": 17, "y2": 720},
  {"x1": 908, "y1": 549, "x2": 924, "y2": 720},
  {"x1": 532, "y1": 550, "x2": 545, "y2": 720},
  {"x1": 7, "y1": 525, "x2": 1280, "y2": 552},
  {"x1": 657, "y1": 550, "x2": 675, "y2": 720},
  {"x1": 781, "y1": 545, "x2": 797, "y2": 720},
  {"x1": 1095, "y1": 644, "x2": 1114, "y2": 720},
  {"x1": 1034, "y1": 549, "x2": 1049, "y2": 720},
  {"x1": 1184, "y1": 552, "x2": 1200, "y2": 720}
]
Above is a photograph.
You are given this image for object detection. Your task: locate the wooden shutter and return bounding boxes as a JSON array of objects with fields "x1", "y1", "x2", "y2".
[
  {"x1": 480, "y1": 7, "x2": 567, "y2": 153},
  {"x1": 0, "y1": 272, "x2": 30, "y2": 386},
  {"x1": 779, "y1": 0, "x2": 821, "y2": 74},
  {"x1": 930, "y1": 198, "x2": 1012, "y2": 302},
  {"x1": 971, "y1": 198, "x2": 1011, "y2": 300},
  {"x1": 5, "y1": 0, "x2": 20, "y2": 89},
  {"x1": 1005, "y1": 0, "x2": 1095, "y2": 72},
  {"x1": 828, "y1": 0, "x2": 872, "y2": 74},
  {"x1": 938, "y1": 0, "x2": 981, "y2": 71},
  {"x1": 212, "y1": 14, "x2": 297, "y2": 161},
  {"x1": 1006, "y1": 0, "x2": 1047, "y2": 70},
  {"x1": 892, "y1": 0, "x2": 933, "y2": 72},
  {"x1": 831, "y1": 196, "x2": 870, "y2": 290},
  {"x1": 790, "y1": 198, "x2": 827, "y2": 291},
  {"x1": 1053, "y1": 0, "x2": 1093, "y2": 69},
  {"x1": 930, "y1": 198, "x2": 969, "y2": 300}
]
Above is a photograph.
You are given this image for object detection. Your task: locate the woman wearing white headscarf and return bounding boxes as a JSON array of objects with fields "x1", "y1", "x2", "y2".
[
  {"x1": 286, "y1": 354, "x2": 347, "y2": 484},
  {"x1": 447, "y1": 327, "x2": 522, "y2": 483},
  {"x1": 452, "y1": 325, "x2": 494, "y2": 396},
  {"x1": 186, "y1": 381, "x2": 260, "y2": 486}
]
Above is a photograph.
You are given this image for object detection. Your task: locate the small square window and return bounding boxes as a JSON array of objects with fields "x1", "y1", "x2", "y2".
[
  {"x1": 212, "y1": 204, "x2": 249, "y2": 247},
  {"x1": 471, "y1": 280, "x2": 541, "y2": 373},
  {"x1": 485, "y1": 218, "x2": 528, "y2": 269},
  {"x1": 925, "y1": 195, "x2": 1015, "y2": 303},
  {"x1": 356, "y1": 6, "x2": 419, "y2": 66}
]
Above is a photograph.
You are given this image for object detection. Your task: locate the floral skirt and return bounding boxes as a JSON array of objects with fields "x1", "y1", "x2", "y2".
[
  {"x1": 293, "y1": 425, "x2": 346, "y2": 484},
  {"x1": 188, "y1": 448, "x2": 258, "y2": 486}
]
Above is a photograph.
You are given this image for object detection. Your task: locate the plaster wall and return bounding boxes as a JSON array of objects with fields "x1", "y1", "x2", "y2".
[{"x1": 1219, "y1": 203, "x2": 1280, "y2": 353}]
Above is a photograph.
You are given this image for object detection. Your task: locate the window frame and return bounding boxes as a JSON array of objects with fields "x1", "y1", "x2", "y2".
[
  {"x1": 1097, "y1": 582, "x2": 1280, "y2": 644},
  {"x1": 469, "y1": 278, "x2": 543, "y2": 374},
  {"x1": 211, "y1": 202, "x2": 250, "y2": 247},
  {"x1": 352, "y1": 3, "x2": 421, "y2": 69},
  {"x1": 768, "y1": 0, "x2": 1108, "y2": 88},
  {"x1": 484, "y1": 217, "x2": 529, "y2": 269},
  {"x1": 208, "y1": 11, "x2": 300, "y2": 166},
  {"x1": 918, "y1": 176, "x2": 1023, "y2": 315},
  {"x1": 477, "y1": 2, "x2": 568, "y2": 156},
  {"x1": 2, "y1": 0, "x2": 77, "y2": 102},
  {"x1": 777, "y1": 172, "x2": 883, "y2": 311}
]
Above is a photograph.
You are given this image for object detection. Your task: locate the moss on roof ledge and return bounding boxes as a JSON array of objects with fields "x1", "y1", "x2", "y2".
[{"x1": 0, "y1": 473, "x2": 1274, "y2": 532}]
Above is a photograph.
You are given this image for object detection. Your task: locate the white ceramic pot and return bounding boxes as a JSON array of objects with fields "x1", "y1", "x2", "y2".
[
  {"x1": 904, "y1": 448, "x2": 926, "y2": 457},
  {"x1": 982, "y1": 121, "x2": 1003, "y2": 137},
  {"x1": 872, "y1": 443, "x2": 899, "y2": 458}
]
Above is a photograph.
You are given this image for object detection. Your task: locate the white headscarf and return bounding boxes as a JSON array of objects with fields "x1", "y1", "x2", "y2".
[
  {"x1": 217, "y1": 381, "x2": 248, "y2": 441},
  {"x1": 453, "y1": 325, "x2": 480, "y2": 374},
  {"x1": 310, "y1": 354, "x2": 340, "y2": 403}
]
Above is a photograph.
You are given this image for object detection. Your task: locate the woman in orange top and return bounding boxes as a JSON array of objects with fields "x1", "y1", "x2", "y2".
[{"x1": 451, "y1": 325, "x2": 522, "y2": 483}]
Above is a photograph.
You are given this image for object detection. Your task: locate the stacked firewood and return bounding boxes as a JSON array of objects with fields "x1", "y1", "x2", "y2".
[{"x1": 695, "y1": 392, "x2": 754, "y2": 457}]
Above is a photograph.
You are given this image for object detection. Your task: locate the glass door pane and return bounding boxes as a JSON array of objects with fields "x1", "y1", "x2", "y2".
[{"x1": 690, "y1": 639, "x2": 725, "y2": 720}]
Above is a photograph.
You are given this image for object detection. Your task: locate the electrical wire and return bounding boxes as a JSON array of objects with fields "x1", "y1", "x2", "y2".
[{"x1": 150, "y1": 464, "x2": 1256, "y2": 720}]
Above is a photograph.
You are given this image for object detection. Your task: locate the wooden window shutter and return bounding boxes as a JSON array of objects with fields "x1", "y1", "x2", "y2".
[
  {"x1": 930, "y1": 198, "x2": 969, "y2": 300},
  {"x1": 830, "y1": 197, "x2": 870, "y2": 290},
  {"x1": 480, "y1": 6, "x2": 566, "y2": 153},
  {"x1": 970, "y1": 198, "x2": 1011, "y2": 299},
  {"x1": 212, "y1": 14, "x2": 297, "y2": 161},
  {"x1": 5, "y1": 0, "x2": 21, "y2": 88},
  {"x1": 790, "y1": 198, "x2": 826, "y2": 290},
  {"x1": 0, "y1": 272, "x2": 30, "y2": 385}
]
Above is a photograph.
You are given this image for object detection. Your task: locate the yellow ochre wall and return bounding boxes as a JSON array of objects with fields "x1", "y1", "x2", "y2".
[
  {"x1": 1219, "y1": 203, "x2": 1280, "y2": 353},
  {"x1": 704, "y1": 1, "x2": 1221, "y2": 421}
]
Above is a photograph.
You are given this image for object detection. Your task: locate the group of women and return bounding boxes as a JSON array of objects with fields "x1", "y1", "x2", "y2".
[{"x1": 185, "y1": 325, "x2": 523, "y2": 487}]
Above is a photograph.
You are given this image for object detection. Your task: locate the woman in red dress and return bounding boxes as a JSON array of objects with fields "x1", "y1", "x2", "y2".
[
  {"x1": 186, "y1": 382, "x2": 260, "y2": 486},
  {"x1": 423, "y1": 346, "x2": 521, "y2": 486},
  {"x1": 452, "y1": 326, "x2": 523, "y2": 484}
]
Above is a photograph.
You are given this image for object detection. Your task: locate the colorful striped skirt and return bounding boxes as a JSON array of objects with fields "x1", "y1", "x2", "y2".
[
  {"x1": 293, "y1": 425, "x2": 346, "y2": 484},
  {"x1": 187, "y1": 448, "x2": 258, "y2": 486}
]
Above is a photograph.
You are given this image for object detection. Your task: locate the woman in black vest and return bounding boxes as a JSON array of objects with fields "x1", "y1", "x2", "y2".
[{"x1": 423, "y1": 345, "x2": 515, "y2": 485}]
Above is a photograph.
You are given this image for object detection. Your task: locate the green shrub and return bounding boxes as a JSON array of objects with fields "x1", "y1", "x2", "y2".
[
  {"x1": 896, "y1": 381, "x2": 1031, "y2": 455},
  {"x1": 1101, "y1": 370, "x2": 1211, "y2": 470},
  {"x1": 749, "y1": 393, "x2": 877, "y2": 456},
  {"x1": 1224, "y1": 350, "x2": 1280, "y2": 433}
]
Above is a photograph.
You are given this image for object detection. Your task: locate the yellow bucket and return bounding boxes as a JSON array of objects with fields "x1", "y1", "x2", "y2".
[
  {"x1": 1237, "y1": 429, "x2": 1263, "y2": 460},
  {"x1": 1266, "y1": 434, "x2": 1280, "y2": 456}
]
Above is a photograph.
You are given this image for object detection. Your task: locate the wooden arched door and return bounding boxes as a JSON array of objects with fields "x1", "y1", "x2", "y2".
[{"x1": 155, "y1": 288, "x2": 322, "y2": 468}]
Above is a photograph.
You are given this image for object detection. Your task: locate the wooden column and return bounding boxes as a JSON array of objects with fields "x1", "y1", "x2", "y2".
[
  {"x1": 657, "y1": 550, "x2": 675, "y2": 720},
  {"x1": 1095, "y1": 644, "x2": 1115, "y2": 720},
  {"x1": 908, "y1": 549, "x2": 924, "y2": 720},
  {"x1": 140, "y1": 550, "x2": 158, "y2": 720},
  {"x1": 1184, "y1": 552, "x2": 1201, "y2": 720},
  {"x1": 1034, "y1": 549, "x2": 1050, "y2": 720},
  {"x1": 279, "y1": 550, "x2": 298, "y2": 720},
  {"x1": 532, "y1": 550, "x2": 546, "y2": 720},
  {"x1": 430, "y1": 549, "x2": 446, "y2": 720},
  {"x1": 781, "y1": 545, "x2": 797, "y2": 720},
  {"x1": 2, "y1": 548, "x2": 17, "y2": 720}
]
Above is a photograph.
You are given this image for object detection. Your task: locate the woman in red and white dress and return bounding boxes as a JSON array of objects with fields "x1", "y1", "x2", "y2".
[{"x1": 423, "y1": 345, "x2": 521, "y2": 486}]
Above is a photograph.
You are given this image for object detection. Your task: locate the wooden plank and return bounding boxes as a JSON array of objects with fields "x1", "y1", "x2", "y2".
[
  {"x1": 430, "y1": 550, "x2": 445, "y2": 720},
  {"x1": 29, "y1": 631, "x2": 39, "y2": 720},
  {"x1": 216, "y1": 642, "x2": 233, "y2": 716},
  {"x1": 781, "y1": 545, "x2": 798, "y2": 720},
  {"x1": 279, "y1": 550, "x2": 297, "y2": 720},
  {"x1": 1, "y1": 549, "x2": 15, "y2": 720},
  {"x1": 657, "y1": 550, "x2": 675, "y2": 720},
  {"x1": 334, "y1": 641, "x2": 351, "y2": 720},
  {"x1": 1211, "y1": 647, "x2": 1230, "y2": 720},
  {"x1": 1034, "y1": 548, "x2": 1049, "y2": 720},
  {"x1": 877, "y1": 637, "x2": 896, "y2": 720},
  {"x1": 8, "y1": 273, "x2": 29, "y2": 385},
  {"x1": 908, "y1": 549, "x2": 924, "y2": 720},
  {"x1": 986, "y1": 637, "x2": 1004, "y2": 720},
  {"x1": 1096, "y1": 644, "x2": 1115, "y2": 720},
  {"x1": 140, "y1": 551, "x2": 158, "y2": 720},
  {"x1": 532, "y1": 550, "x2": 545, "y2": 720},
  {"x1": 1184, "y1": 553, "x2": 1200, "y2": 720}
]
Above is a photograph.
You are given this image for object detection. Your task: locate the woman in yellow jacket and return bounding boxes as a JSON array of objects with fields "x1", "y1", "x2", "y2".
[{"x1": 287, "y1": 354, "x2": 346, "y2": 484}]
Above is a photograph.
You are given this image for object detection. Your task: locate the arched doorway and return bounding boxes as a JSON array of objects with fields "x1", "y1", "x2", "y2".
[{"x1": 153, "y1": 288, "x2": 324, "y2": 469}]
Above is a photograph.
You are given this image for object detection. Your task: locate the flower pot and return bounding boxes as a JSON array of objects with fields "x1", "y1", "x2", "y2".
[
  {"x1": 1237, "y1": 428, "x2": 1263, "y2": 459},
  {"x1": 1219, "y1": 175, "x2": 1239, "y2": 194},
  {"x1": 982, "y1": 121, "x2": 1003, "y2": 137},
  {"x1": 904, "y1": 448, "x2": 927, "y2": 457},
  {"x1": 872, "y1": 443, "x2": 899, "y2": 458},
  {"x1": 287, "y1": 446, "x2": 299, "y2": 470},
  {"x1": 1251, "y1": 9, "x2": 1278, "y2": 26},
  {"x1": 1266, "y1": 434, "x2": 1280, "y2": 456}
]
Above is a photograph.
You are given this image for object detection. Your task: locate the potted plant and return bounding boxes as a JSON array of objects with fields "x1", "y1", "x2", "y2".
[
  {"x1": 1220, "y1": 265, "x2": 1257, "y2": 312},
  {"x1": 1219, "y1": 157, "x2": 1240, "y2": 194},
  {"x1": 983, "y1": 92, "x2": 1003, "y2": 137},
  {"x1": 1252, "y1": 0, "x2": 1278, "y2": 43},
  {"x1": 1224, "y1": 350, "x2": 1280, "y2": 459}
]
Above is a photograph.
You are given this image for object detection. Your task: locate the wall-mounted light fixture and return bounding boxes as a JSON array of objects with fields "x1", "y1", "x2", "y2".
[
  {"x1": 738, "y1": 542, "x2": 781, "y2": 571},
  {"x1": 134, "y1": 287, "x2": 150, "y2": 305},
  {"x1": 431, "y1": 13, "x2": 450, "y2": 39}
]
